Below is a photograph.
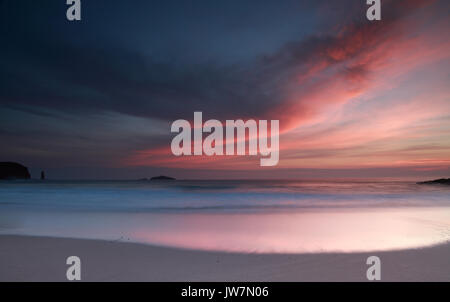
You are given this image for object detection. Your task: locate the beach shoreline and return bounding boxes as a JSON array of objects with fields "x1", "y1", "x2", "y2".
[{"x1": 1, "y1": 235, "x2": 449, "y2": 282}]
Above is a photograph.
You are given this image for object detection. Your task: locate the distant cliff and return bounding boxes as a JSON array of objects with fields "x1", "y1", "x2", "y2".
[
  {"x1": 417, "y1": 178, "x2": 450, "y2": 185},
  {"x1": 0, "y1": 162, "x2": 31, "y2": 180}
]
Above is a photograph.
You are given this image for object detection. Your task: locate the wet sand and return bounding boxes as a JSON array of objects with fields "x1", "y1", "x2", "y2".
[{"x1": 1, "y1": 235, "x2": 449, "y2": 281}]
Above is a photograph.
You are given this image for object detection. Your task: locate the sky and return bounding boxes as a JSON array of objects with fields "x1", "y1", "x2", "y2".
[{"x1": 0, "y1": 0, "x2": 449, "y2": 180}]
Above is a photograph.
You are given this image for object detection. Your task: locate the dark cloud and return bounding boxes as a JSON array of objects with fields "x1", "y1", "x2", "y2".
[
  {"x1": 1, "y1": 0, "x2": 433, "y2": 123},
  {"x1": 0, "y1": 0, "x2": 321, "y2": 122}
]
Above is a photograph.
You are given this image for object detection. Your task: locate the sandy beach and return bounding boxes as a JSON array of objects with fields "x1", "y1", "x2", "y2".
[{"x1": 1, "y1": 235, "x2": 449, "y2": 282}]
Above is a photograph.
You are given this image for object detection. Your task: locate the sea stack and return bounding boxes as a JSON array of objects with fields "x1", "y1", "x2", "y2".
[{"x1": 0, "y1": 162, "x2": 31, "y2": 180}]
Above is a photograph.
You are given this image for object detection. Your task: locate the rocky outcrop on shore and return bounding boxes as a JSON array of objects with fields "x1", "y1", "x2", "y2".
[
  {"x1": 417, "y1": 178, "x2": 450, "y2": 185},
  {"x1": 0, "y1": 162, "x2": 31, "y2": 180}
]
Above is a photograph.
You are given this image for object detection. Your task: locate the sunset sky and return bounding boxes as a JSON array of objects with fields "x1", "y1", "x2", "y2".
[{"x1": 0, "y1": 0, "x2": 449, "y2": 179}]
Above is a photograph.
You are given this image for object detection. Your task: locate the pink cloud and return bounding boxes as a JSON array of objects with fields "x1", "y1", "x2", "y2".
[{"x1": 124, "y1": 0, "x2": 450, "y2": 174}]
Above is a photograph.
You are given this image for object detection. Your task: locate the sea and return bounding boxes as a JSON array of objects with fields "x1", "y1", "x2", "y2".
[{"x1": 1, "y1": 179, "x2": 449, "y2": 253}]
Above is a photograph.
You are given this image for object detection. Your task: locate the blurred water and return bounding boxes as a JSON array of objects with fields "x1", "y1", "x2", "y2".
[
  {"x1": 0, "y1": 179, "x2": 449, "y2": 252},
  {"x1": 0, "y1": 179, "x2": 449, "y2": 212}
]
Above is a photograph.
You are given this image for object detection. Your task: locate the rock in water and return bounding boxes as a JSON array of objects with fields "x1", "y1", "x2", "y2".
[
  {"x1": 150, "y1": 175, "x2": 176, "y2": 181},
  {"x1": 0, "y1": 162, "x2": 31, "y2": 180}
]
